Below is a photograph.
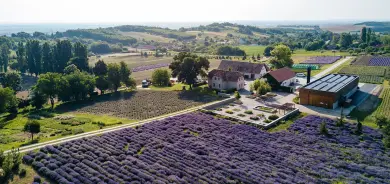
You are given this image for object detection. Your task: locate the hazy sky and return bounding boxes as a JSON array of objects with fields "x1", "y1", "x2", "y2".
[{"x1": 0, "y1": 0, "x2": 389, "y2": 23}]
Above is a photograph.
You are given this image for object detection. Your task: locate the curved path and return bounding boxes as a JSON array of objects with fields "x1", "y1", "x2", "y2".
[{"x1": 6, "y1": 99, "x2": 231, "y2": 154}]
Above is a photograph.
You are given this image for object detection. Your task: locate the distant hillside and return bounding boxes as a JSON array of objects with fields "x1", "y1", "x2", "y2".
[{"x1": 354, "y1": 21, "x2": 390, "y2": 32}]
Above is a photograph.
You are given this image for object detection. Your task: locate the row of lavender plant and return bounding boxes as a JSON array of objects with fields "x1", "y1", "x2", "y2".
[
  {"x1": 25, "y1": 113, "x2": 390, "y2": 184},
  {"x1": 301, "y1": 56, "x2": 342, "y2": 64},
  {"x1": 132, "y1": 63, "x2": 170, "y2": 72}
]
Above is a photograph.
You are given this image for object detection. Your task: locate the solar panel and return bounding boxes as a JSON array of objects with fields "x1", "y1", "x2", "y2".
[
  {"x1": 313, "y1": 82, "x2": 328, "y2": 90},
  {"x1": 321, "y1": 74, "x2": 334, "y2": 82},
  {"x1": 328, "y1": 83, "x2": 346, "y2": 92},
  {"x1": 305, "y1": 80, "x2": 322, "y2": 89},
  {"x1": 328, "y1": 75, "x2": 341, "y2": 82},
  {"x1": 321, "y1": 82, "x2": 338, "y2": 91},
  {"x1": 341, "y1": 76, "x2": 356, "y2": 84},
  {"x1": 334, "y1": 76, "x2": 348, "y2": 84}
]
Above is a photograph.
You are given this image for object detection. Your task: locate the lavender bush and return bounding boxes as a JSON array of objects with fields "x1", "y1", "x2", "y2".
[{"x1": 24, "y1": 114, "x2": 390, "y2": 183}]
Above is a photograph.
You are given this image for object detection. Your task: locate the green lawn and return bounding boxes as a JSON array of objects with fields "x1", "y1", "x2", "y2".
[
  {"x1": 0, "y1": 110, "x2": 136, "y2": 150},
  {"x1": 268, "y1": 112, "x2": 308, "y2": 133},
  {"x1": 239, "y1": 45, "x2": 266, "y2": 56},
  {"x1": 149, "y1": 83, "x2": 215, "y2": 95}
]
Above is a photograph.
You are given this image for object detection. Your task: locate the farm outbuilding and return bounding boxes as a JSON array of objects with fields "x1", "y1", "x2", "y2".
[{"x1": 299, "y1": 74, "x2": 359, "y2": 109}]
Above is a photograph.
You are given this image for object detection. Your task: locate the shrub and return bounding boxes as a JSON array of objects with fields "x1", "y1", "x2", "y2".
[
  {"x1": 234, "y1": 91, "x2": 241, "y2": 100},
  {"x1": 250, "y1": 116, "x2": 259, "y2": 120},
  {"x1": 215, "y1": 108, "x2": 222, "y2": 111},
  {"x1": 237, "y1": 114, "x2": 245, "y2": 117},
  {"x1": 264, "y1": 119, "x2": 271, "y2": 123},
  {"x1": 225, "y1": 110, "x2": 234, "y2": 114},
  {"x1": 320, "y1": 121, "x2": 328, "y2": 135},
  {"x1": 244, "y1": 110, "x2": 253, "y2": 114},
  {"x1": 232, "y1": 108, "x2": 241, "y2": 112},
  {"x1": 33, "y1": 175, "x2": 41, "y2": 183},
  {"x1": 293, "y1": 96, "x2": 300, "y2": 104},
  {"x1": 72, "y1": 128, "x2": 84, "y2": 135},
  {"x1": 19, "y1": 168, "x2": 27, "y2": 177},
  {"x1": 268, "y1": 115, "x2": 279, "y2": 120},
  {"x1": 257, "y1": 114, "x2": 265, "y2": 117}
]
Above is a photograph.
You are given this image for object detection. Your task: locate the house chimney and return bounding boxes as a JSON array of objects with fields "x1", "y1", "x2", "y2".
[{"x1": 307, "y1": 67, "x2": 311, "y2": 84}]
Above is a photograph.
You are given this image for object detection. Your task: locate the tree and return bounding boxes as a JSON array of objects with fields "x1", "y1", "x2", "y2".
[
  {"x1": 252, "y1": 79, "x2": 262, "y2": 91},
  {"x1": 69, "y1": 42, "x2": 88, "y2": 71},
  {"x1": 257, "y1": 54, "x2": 261, "y2": 60},
  {"x1": 367, "y1": 28, "x2": 372, "y2": 44},
  {"x1": 0, "y1": 44, "x2": 10, "y2": 72},
  {"x1": 63, "y1": 64, "x2": 80, "y2": 74},
  {"x1": 355, "y1": 119, "x2": 363, "y2": 135},
  {"x1": 234, "y1": 91, "x2": 241, "y2": 100},
  {"x1": 169, "y1": 52, "x2": 209, "y2": 89},
  {"x1": 60, "y1": 72, "x2": 95, "y2": 101},
  {"x1": 36, "y1": 72, "x2": 61, "y2": 109},
  {"x1": 30, "y1": 87, "x2": 47, "y2": 109},
  {"x1": 269, "y1": 44, "x2": 293, "y2": 69},
  {"x1": 26, "y1": 40, "x2": 42, "y2": 76},
  {"x1": 1, "y1": 72, "x2": 22, "y2": 92},
  {"x1": 93, "y1": 60, "x2": 108, "y2": 76},
  {"x1": 375, "y1": 116, "x2": 388, "y2": 129},
  {"x1": 0, "y1": 87, "x2": 17, "y2": 113},
  {"x1": 152, "y1": 69, "x2": 170, "y2": 86},
  {"x1": 119, "y1": 61, "x2": 131, "y2": 82},
  {"x1": 263, "y1": 46, "x2": 274, "y2": 57},
  {"x1": 361, "y1": 27, "x2": 367, "y2": 43},
  {"x1": 256, "y1": 80, "x2": 271, "y2": 95},
  {"x1": 24, "y1": 120, "x2": 40, "y2": 141},
  {"x1": 107, "y1": 63, "x2": 121, "y2": 91},
  {"x1": 95, "y1": 76, "x2": 109, "y2": 94},
  {"x1": 42, "y1": 42, "x2": 54, "y2": 73},
  {"x1": 54, "y1": 40, "x2": 72, "y2": 73},
  {"x1": 339, "y1": 33, "x2": 353, "y2": 48},
  {"x1": 16, "y1": 42, "x2": 27, "y2": 73},
  {"x1": 319, "y1": 121, "x2": 328, "y2": 135}
]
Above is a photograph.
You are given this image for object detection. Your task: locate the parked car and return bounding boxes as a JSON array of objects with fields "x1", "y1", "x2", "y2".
[
  {"x1": 296, "y1": 73, "x2": 306, "y2": 77},
  {"x1": 142, "y1": 79, "x2": 151, "y2": 88}
]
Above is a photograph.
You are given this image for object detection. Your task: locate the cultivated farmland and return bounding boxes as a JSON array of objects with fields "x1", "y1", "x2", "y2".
[
  {"x1": 24, "y1": 113, "x2": 390, "y2": 183},
  {"x1": 56, "y1": 91, "x2": 218, "y2": 120},
  {"x1": 301, "y1": 56, "x2": 342, "y2": 64},
  {"x1": 338, "y1": 65, "x2": 389, "y2": 84},
  {"x1": 374, "y1": 88, "x2": 390, "y2": 117}
]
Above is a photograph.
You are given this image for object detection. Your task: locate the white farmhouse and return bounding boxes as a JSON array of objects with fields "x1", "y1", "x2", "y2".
[
  {"x1": 208, "y1": 69, "x2": 245, "y2": 90},
  {"x1": 217, "y1": 60, "x2": 269, "y2": 79}
]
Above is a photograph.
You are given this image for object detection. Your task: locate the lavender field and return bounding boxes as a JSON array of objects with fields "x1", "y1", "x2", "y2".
[
  {"x1": 301, "y1": 56, "x2": 342, "y2": 64},
  {"x1": 24, "y1": 113, "x2": 390, "y2": 183},
  {"x1": 369, "y1": 57, "x2": 390, "y2": 66},
  {"x1": 132, "y1": 63, "x2": 170, "y2": 72}
]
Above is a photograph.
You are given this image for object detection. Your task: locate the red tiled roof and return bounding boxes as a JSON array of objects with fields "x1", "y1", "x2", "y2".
[
  {"x1": 208, "y1": 69, "x2": 243, "y2": 82},
  {"x1": 267, "y1": 67, "x2": 295, "y2": 82},
  {"x1": 217, "y1": 60, "x2": 269, "y2": 74}
]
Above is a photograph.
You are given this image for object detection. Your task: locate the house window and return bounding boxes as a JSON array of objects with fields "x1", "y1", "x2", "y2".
[
  {"x1": 214, "y1": 77, "x2": 217, "y2": 80},
  {"x1": 219, "y1": 84, "x2": 221, "y2": 88},
  {"x1": 213, "y1": 83, "x2": 215, "y2": 87}
]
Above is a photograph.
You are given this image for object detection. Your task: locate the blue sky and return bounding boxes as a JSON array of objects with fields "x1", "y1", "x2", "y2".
[{"x1": 0, "y1": 0, "x2": 389, "y2": 23}]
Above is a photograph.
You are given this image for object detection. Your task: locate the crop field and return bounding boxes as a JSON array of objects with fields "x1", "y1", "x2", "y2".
[
  {"x1": 186, "y1": 31, "x2": 227, "y2": 38},
  {"x1": 368, "y1": 57, "x2": 390, "y2": 66},
  {"x1": 119, "y1": 31, "x2": 174, "y2": 43},
  {"x1": 24, "y1": 113, "x2": 390, "y2": 183},
  {"x1": 338, "y1": 66, "x2": 389, "y2": 84},
  {"x1": 301, "y1": 56, "x2": 342, "y2": 64},
  {"x1": 374, "y1": 88, "x2": 390, "y2": 117},
  {"x1": 292, "y1": 49, "x2": 349, "y2": 56},
  {"x1": 56, "y1": 91, "x2": 218, "y2": 120},
  {"x1": 352, "y1": 56, "x2": 372, "y2": 65}
]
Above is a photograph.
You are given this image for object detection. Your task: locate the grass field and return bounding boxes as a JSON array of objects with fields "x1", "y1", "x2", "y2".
[{"x1": 239, "y1": 45, "x2": 266, "y2": 56}]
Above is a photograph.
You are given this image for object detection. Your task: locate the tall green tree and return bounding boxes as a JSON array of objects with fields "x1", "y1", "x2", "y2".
[
  {"x1": 61, "y1": 72, "x2": 95, "y2": 101},
  {"x1": 263, "y1": 46, "x2": 274, "y2": 57},
  {"x1": 367, "y1": 28, "x2": 372, "y2": 44},
  {"x1": 0, "y1": 44, "x2": 10, "y2": 72},
  {"x1": 95, "y1": 76, "x2": 109, "y2": 94},
  {"x1": 361, "y1": 27, "x2": 367, "y2": 43},
  {"x1": 16, "y1": 42, "x2": 27, "y2": 73},
  {"x1": 119, "y1": 61, "x2": 131, "y2": 82},
  {"x1": 42, "y1": 42, "x2": 54, "y2": 73},
  {"x1": 54, "y1": 40, "x2": 72, "y2": 73},
  {"x1": 339, "y1": 33, "x2": 353, "y2": 48},
  {"x1": 107, "y1": 63, "x2": 121, "y2": 92},
  {"x1": 36, "y1": 72, "x2": 61, "y2": 109},
  {"x1": 269, "y1": 44, "x2": 293, "y2": 69},
  {"x1": 0, "y1": 72, "x2": 22, "y2": 92},
  {"x1": 93, "y1": 60, "x2": 108, "y2": 76},
  {"x1": 69, "y1": 42, "x2": 88, "y2": 71},
  {"x1": 26, "y1": 40, "x2": 42, "y2": 76},
  {"x1": 169, "y1": 52, "x2": 209, "y2": 89},
  {"x1": 0, "y1": 87, "x2": 17, "y2": 113}
]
